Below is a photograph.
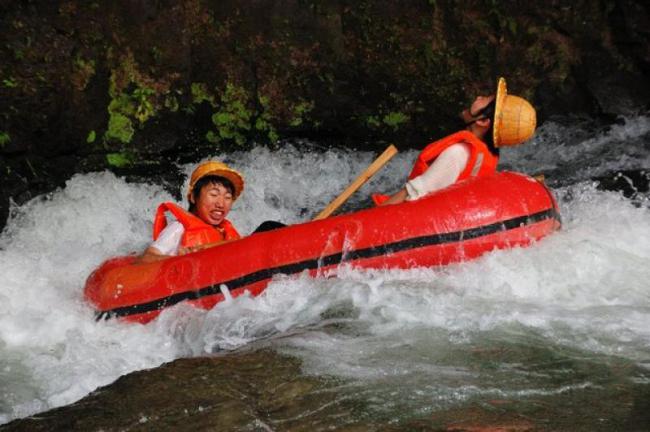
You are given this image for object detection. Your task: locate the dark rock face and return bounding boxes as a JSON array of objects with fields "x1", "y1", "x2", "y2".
[{"x1": 1, "y1": 0, "x2": 649, "y2": 230}]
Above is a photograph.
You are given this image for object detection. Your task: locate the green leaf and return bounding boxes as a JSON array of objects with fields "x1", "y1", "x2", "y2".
[
  {"x1": 191, "y1": 82, "x2": 215, "y2": 106},
  {"x1": 0, "y1": 131, "x2": 10, "y2": 147},
  {"x1": 105, "y1": 113, "x2": 134, "y2": 143},
  {"x1": 366, "y1": 115, "x2": 381, "y2": 128},
  {"x1": 2, "y1": 78, "x2": 17, "y2": 88},
  {"x1": 383, "y1": 112, "x2": 410, "y2": 130},
  {"x1": 86, "y1": 130, "x2": 96, "y2": 143},
  {"x1": 206, "y1": 130, "x2": 219, "y2": 143},
  {"x1": 106, "y1": 152, "x2": 134, "y2": 168}
]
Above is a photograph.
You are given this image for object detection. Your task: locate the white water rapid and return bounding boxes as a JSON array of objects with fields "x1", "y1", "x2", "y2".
[{"x1": 1, "y1": 116, "x2": 650, "y2": 424}]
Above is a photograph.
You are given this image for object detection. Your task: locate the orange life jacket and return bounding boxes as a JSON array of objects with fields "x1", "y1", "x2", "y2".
[
  {"x1": 372, "y1": 131, "x2": 499, "y2": 205},
  {"x1": 152, "y1": 202, "x2": 240, "y2": 248}
]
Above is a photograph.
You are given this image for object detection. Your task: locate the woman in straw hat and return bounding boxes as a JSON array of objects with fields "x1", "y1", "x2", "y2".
[
  {"x1": 375, "y1": 77, "x2": 537, "y2": 206},
  {"x1": 139, "y1": 161, "x2": 244, "y2": 263}
]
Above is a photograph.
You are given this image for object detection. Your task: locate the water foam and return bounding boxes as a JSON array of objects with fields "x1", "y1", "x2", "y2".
[{"x1": 501, "y1": 114, "x2": 650, "y2": 180}]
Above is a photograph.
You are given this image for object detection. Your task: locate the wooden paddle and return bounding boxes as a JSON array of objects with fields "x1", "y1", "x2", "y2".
[{"x1": 313, "y1": 144, "x2": 398, "y2": 221}]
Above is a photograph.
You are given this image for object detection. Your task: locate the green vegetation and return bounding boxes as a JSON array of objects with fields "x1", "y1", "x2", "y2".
[
  {"x1": 191, "y1": 82, "x2": 215, "y2": 106},
  {"x1": 132, "y1": 87, "x2": 155, "y2": 123},
  {"x1": 102, "y1": 52, "x2": 159, "y2": 144},
  {"x1": 107, "y1": 86, "x2": 156, "y2": 126},
  {"x1": 289, "y1": 100, "x2": 315, "y2": 127},
  {"x1": 164, "y1": 95, "x2": 179, "y2": 112},
  {"x1": 105, "y1": 113, "x2": 134, "y2": 144},
  {"x1": 205, "y1": 83, "x2": 280, "y2": 145},
  {"x1": 208, "y1": 83, "x2": 253, "y2": 145},
  {"x1": 256, "y1": 95, "x2": 279, "y2": 143},
  {"x1": 366, "y1": 115, "x2": 381, "y2": 128},
  {"x1": 106, "y1": 152, "x2": 135, "y2": 168},
  {"x1": 366, "y1": 111, "x2": 410, "y2": 131},
  {"x1": 0, "y1": 132, "x2": 10, "y2": 147},
  {"x1": 382, "y1": 112, "x2": 410, "y2": 130},
  {"x1": 72, "y1": 57, "x2": 96, "y2": 91},
  {"x1": 86, "y1": 130, "x2": 96, "y2": 143},
  {"x1": 3, "y1": 78, "x2": 18, "y2": 88}
]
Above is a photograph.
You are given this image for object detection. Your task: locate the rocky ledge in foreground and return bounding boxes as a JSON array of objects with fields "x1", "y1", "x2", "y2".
[
  {"x1": 0, "y1": 349, "x2": 374, "y2": 432},
  {"x1": 3, "y1": 346, "x2": 650, "y2": 432}
]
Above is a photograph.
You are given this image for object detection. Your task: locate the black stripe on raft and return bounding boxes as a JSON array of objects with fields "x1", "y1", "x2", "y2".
[{"x1": 97, "y1": 208, "x2": 560, "y2": 320}]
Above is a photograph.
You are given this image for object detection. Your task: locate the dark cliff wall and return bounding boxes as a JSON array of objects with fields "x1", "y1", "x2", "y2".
[{"x1": 1, "y1": 0, "x2": 649, "y2": 229}]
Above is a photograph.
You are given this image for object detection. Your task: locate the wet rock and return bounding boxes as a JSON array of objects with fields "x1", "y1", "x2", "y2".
[
  {"x1": 595, "y1": 169, "x2": 650, "y2": 199},
  {"x1": 582, "y1": 55, "x2": 650, "y2": 118},
  {"x1": 0, "y1": 350, "x2": 368, "y2": 432}
]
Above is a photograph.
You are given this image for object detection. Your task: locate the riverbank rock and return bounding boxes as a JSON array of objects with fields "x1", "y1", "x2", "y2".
[
  {"x1": 2, "y1": 346, "x2": 649, "y2": 431},
  {"x1": 0, "y1": 350, "x2": 365, "y2": 431},
  {"x1": 1, "y1": 1, "x2": 649, "y2": 230}
]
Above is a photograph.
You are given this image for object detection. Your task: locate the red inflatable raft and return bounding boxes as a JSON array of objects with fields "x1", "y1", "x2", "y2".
[{"x1": 85, "y1": 172, "x2": 561, "y2": 324}]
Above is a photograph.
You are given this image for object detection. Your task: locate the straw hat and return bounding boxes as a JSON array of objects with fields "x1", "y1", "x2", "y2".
[
  {"x1": 493, "y1": 77, "x2": 537, "y2": 147},
  {"x1": 187, "y1": 161, "x2": 244, "y2": 202}
]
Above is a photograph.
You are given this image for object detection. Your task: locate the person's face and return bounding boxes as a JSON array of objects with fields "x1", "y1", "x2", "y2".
[
  {"x1": 194, "y1": 182, "x2": 233, "y2": 226},
  {"x1": 460, "y1": 95, "x2": 495, "y2": 125}
]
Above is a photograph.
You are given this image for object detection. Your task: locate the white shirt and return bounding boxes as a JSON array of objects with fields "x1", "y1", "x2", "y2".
[
  {"x1": 150, "y1": 221, "x2": 185, "y2": 256},
  {"x1": 405, "y1": 142, "x2": 471, "y2": 200}
]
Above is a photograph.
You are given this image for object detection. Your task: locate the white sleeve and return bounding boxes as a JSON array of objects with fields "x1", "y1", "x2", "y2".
[
  {"x1": 405, "y1": 142, "x2": 471, "y2": 201},
  {"x1": 149, "y1": 221, "x2": 184, "y2": 256}
]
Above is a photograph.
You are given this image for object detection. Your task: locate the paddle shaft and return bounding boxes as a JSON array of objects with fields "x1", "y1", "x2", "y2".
[{"x1": 313, "y1": 144, "x2": 398, "y2": 221}]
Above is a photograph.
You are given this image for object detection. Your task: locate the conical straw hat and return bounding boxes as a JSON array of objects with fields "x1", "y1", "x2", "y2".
[{"x1": 493, "y1": 77, "x2": 537, "y2": 147}]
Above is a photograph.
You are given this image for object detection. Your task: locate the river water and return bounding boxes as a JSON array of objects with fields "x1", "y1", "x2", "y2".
[{"x1": 1, "y1": 115, "x2": 650, "y2": 428}]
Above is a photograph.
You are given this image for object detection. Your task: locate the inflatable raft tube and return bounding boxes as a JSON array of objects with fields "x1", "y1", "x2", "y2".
[{"x1": 84, "y1": 172, "x2": 561, "y2": 324}]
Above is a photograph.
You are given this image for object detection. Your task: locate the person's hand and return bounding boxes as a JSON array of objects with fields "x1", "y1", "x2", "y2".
[
  {"x1": 178, "y1": 240, "x2": 233, "y2": 255},
  {"x1": 178, "y1": 244, "x2": 206, "y2": 255},
  {"x1": 137, "y1": 246, "x2": 171, "y2": 263}
]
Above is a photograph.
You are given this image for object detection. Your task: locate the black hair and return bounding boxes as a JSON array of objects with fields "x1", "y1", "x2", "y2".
[
  {"x1": 483, "y1": 102, "x2": 499, "y2": 157},
  {"x1": 188, "y1": 175, "x2": 235, "y2": 213}
]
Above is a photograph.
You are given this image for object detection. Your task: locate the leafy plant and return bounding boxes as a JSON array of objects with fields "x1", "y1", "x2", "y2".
[
  {"x1": 366, "y1": 112, "x2": 410, "y2": 130},
  {"x1": 191, "y1": 82, "x2": 215, "y2": 106},
  {"x1": 366, "y1": 115, "x2": 382, "y2": 128},
  {"x1": 256, "y1": 95, "x2": 279, "y2": 143},
  {"x1": 133, "y1": 87, "x2": 155, "y2": 123},
  {"x1": 0, "y1": 131, "x2": 10, "y2": 147},
  {"x1": 106, "y1": 152, "x2": 135, "y2": 168},
  {"x1": 72, "y1": 57, "x2": 96, "y2": 91},
  {"x1": 208, "y1": 83, "x2": 252, "y2": 145},
  {"x1": 2, "y1": 78, "x2": 17, "y2": 88},
  {"x1": 103, "y1": 52, "x2": 161, "y2": 144},
  {"x1": 105, "y1": 113, "x2": 134, "y2": 144},
  {"x1": 289, "y1": 100, "x2": 315, "y2": 127},
  {"x1": 383, "y1": 112, "x2": 410, "y2": 130}
]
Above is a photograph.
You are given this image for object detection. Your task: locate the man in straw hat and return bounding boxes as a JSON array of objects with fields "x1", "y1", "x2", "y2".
[
  {"x1": 140, "y1": 161, "x2": 244, "y2": 263},
  {"x1": 374, "y1": 77, "x2": 536, "y2": 206}
]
